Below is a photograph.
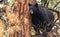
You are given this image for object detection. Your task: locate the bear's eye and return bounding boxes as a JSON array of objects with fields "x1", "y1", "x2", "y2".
[{"x1": 34, "y1": 3, "x2": 38, "y2": 7}]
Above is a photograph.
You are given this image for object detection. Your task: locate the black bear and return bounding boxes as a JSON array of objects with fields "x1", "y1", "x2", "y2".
[{"x1": 29, "y1": 3, "x2": 54, "y2": 34}]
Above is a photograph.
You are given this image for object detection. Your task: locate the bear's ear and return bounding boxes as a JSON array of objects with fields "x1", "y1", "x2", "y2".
[
  {"x1": 28, "y1": 3, "x2": 31, "y2": 6},
  {"x1": 35, "y1": 3, "x2": 38, "y2": 7}
]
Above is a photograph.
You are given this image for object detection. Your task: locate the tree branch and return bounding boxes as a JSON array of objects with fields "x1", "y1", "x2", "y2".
[
  {"x1": 53, "y1": 1, "x2": 60, "y2": 9},
  {"x1": 48, "y1": 8, "x2": 60, "y2": 23}
]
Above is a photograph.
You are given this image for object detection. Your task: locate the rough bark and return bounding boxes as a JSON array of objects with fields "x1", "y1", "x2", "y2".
[{"x1": 8, "y1": 0, "x2": 34, "y2": 37}]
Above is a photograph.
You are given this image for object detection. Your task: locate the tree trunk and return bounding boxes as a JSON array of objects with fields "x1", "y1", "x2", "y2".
[{"x1": 8, "y1": 0, "x2": 34, "y2": 37}]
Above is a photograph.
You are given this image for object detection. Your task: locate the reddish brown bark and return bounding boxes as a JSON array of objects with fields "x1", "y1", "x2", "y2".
[
  {"x1": 7, "y1": 0, "x2": 35, "y2": 37},
  {"x1": 19, "y1": 0, "x2": 31, "y2": 37},
  {"x1": 17, "y1": 0, "x2": 34, "y2": 37}
]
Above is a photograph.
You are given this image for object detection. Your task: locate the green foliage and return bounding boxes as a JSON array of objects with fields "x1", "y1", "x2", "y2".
[
  {"x1": 31, "y1": 27, "x2": 36, "y2": 35},
  {"x1": 7, "y1": 0, "x2": 15, "y2": 7},
  {"x1": 36, "y1": 0, "x2": 60, "y2": 9}
]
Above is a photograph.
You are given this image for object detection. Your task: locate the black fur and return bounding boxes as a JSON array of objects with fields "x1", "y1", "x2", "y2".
[{"x1": 29, "y1": 3, "x2": 54, "y2": 34}]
